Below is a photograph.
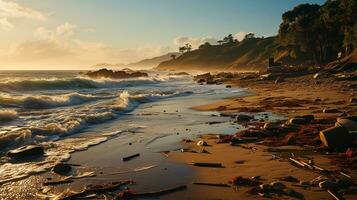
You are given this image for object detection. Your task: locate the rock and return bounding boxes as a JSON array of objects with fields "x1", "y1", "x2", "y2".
[
  {"x1": 350, "y1": 98, "x2": 357, "y2": 104},
  {"x1": 323, "y1": 108, "x2": 340, "y2": 113},
  {"x1": 315, "y1": 98, "x2": 322, "y2": 102},
  {"x1": 270, "y1": 181, "x2": 285, "y2": 190},
  {"x1": 52, "y1": 163, "x2": 72, "y2": 175},
  {"x1": 226, "y1": 85, "x2": 232, "y2": 88},
  {"x1": 313, "y1": 73, "x2": 320, "y2": 79},
  {"x1": 289, "y1": 117, "x2": 309, "y2": 125},
  {"x1": 320, "y1": 126, "x2": 352, "y2": 149},
  {"x1": 259, "y1": 183, "x2": 272, "y2": 190},
  {"x1": 279, "y1": 176, "x2": 299, "y2": 183},
  {"x1": 318, "y1": 180, "x2": 338, "y2": 190},
  {"x1": 86, "y1": 68, "x2": 148, "y2": 79},
  {"x1": 7, "y1": 145, "x2": 44, "y2": 159},
  {"x1": 168, "y1": 72, "x2": 189, "y2": 76},
  {"x1": 197, "y1": 140, "x2": 208, "y2": 146},
  {"x1": 335, "y1": 117, "x2": 357, "y2": 131},
  {"x1": 236, "y1": 114, "x2": 254, "y2": 122},
  {"x1": 263, "y1": 122, "x2": 280, "y2": 130}
]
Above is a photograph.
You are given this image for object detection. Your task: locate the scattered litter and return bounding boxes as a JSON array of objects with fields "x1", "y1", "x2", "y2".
[{"x1": 122, "y1": 153, "x2": 140, "y2": 161}]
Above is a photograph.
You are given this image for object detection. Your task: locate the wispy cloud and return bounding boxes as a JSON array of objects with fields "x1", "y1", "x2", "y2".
[
  {"x1": 174, "y1": 36, "x2": 217, "y2": 49},
  {"x1": 1, "y1": 23, "x2": 172, "y2": 67},
  {"x1": 0, "y1": 0, "x2": 47, "y2": 30}
]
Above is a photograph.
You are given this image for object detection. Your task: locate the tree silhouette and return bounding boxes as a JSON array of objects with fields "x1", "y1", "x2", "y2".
[{"x1": 171, "y1": 54, "x2": 176, "y2": 60}]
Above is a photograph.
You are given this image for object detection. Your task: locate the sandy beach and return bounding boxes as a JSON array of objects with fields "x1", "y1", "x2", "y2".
[{"x1": 168, "y1": 73, "x2": 356, "y2": 199}]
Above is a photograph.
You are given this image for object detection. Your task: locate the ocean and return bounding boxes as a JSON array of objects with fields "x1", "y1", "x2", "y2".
[{"x1": 0, "y1": 70, "x2": 248, "y2": 190}]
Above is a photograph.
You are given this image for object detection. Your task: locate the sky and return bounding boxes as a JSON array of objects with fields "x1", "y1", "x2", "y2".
[{"x1": 0, "y1": 0, "x2": 325, "y2": 70}]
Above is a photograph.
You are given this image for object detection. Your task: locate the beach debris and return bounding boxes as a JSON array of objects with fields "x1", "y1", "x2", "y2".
[
  {"x1": 327, "y1": 189, "x2": 343, "y2": 200},
  {"x1": 192, "y1": 182, "x2": 230, "y2": 187},
  {"x1": 57, "y1": 180, "x2": 134, "y2": 199},
  {"x1": 236, "y1": 114, "x2": 254, "y2": 122},
  {"x1": 234, "y1": 160, "x2": 245, "y2": 164},
  {"x1": 63, "y1": 171, "x2": 96, "y2": 180},
  {"x1": 7, "y1": 145, "x2": 44, "y2": 159},
  {"x1": 118, "y1": 185, "x2": 186, "y2": 199},
  {"x1": 197, "y1": 140, "x2": 208, "y2": 146},
  {"x1": 335, "y1": 117, "x2": 357, "y2": 131},
  {"x1": 230, "y1": 137, "x2": 259, "y2": 145},
  {"x1": 206, "y1": 121, "x2": 223, "y2": 125},
  {"x1": 323, "y1": 108, "x2": 340, "y2": 113},
  {"x1": 319, "y1": 180, "x2": 338, "y2": 190},
  {"x1": 270, "y1": 181, "x2": 286, "y2": 190},
  {"x1": 189, "y1": 162, "x2": 223, "y2": 168},
  {"x1": 230, "y1": 176, "x2": 261, "y2": 186},
  {"x1": 122, "y1": 153, "x2": 140, "y2": 161},
  {"x1": 319, "y1": 126, "x2": 352, "y2": 149},
  {"x1": 52, "y1": 163, "x2": 72, "y2": 176},
  {"x1": 279, "y1": 175, "x2": 299, "y2": 183}
]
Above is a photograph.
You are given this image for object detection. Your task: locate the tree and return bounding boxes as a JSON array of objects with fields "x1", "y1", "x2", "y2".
[
  {"x1": 199, "y1": 42, "x2": 212, "y2": 49},
  {"x1": 244, "y1": 33, "x2": 255, "y2": 40},
  {"x1": 217, "y1": 40, "x2": 224, "y2": 45},
  {"x1": 178, "y1": 43, "x2": 192, "y2": 54},
  {"x1": 171, "y1": 54, "x2": 176, "y2": 60},
  {"x1": 179, "y1": 46, "x2": 186, "y2": 54},
  {"x1": 185, "y1": 43, "x2": 192, "y2": 52},
  {"x1": 223, "y1": 34, "x2": 234, "y2": 44}
]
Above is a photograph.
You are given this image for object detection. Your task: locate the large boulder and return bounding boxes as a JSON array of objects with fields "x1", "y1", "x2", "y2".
[
  {"x1": 319, "y1": 126, "x2": 352, "y2": 149},
  {"x1": 7, "y1": 145, "x2": 44, "y2": 159}
]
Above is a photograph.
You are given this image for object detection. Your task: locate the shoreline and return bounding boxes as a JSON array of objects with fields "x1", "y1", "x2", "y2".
[{"x1": 168, "y1": 73, "x2": 356, "y2": 199}]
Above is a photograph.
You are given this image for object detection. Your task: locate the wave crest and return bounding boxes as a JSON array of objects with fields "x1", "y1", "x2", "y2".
[{"x1": 0, "y1": 92, "x2": 112, "y2": 109}]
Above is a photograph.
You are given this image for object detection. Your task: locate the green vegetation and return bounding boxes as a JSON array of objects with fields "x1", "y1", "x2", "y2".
[{"x1": 157, "y1": 0, "x2": 357, "y2": 71}]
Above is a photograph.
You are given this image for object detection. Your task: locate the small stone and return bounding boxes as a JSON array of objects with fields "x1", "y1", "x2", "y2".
[
  {"x1": 52, "y1": 163, "x2": 72, "y2": 175},
  {"x1": 197, "y1": 140, "x2": 208, "y2": 146},
  {"x1": 236, "y1": 114, "x2": 254, "y2": 122},
  {"x1": 259, "y1": 183, "x2": 272, "y2": 190},
  {"x1": 323, "y1": 108, "x2": 340, "y2": 113},
  {"x1": 270, "y1": 181, "x2": 285, "y2": 190},
  {"x1": 280, "y1": 176, "x2": 299, "y2": 183}
]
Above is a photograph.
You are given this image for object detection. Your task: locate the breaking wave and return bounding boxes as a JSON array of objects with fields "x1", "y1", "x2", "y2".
[
  {"x1": 0, "y1": 92, "x2": 114, "y2": 109},
  {"x1": 0, "y1": 77, "x2": 163, "y2": 92},
  {"x1": 0, "y1": 109, "x2": 18, "y2": 122}
]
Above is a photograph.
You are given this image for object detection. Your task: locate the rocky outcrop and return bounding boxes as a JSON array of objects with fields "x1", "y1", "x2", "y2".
[{"x1": 85, "y1": 68, "x2": 148, "y2": 79}]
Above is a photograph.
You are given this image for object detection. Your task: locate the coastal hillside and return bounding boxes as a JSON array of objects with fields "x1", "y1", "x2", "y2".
[
  {"x1": 157, "y1": 37, "x2": 280, "y2": 71},
  {"x1": 126, "y1": 52, "x2": 181, "y2": 69},
  {"x1": 157, "y1": 0, "x2": 357, "y2": 71}
]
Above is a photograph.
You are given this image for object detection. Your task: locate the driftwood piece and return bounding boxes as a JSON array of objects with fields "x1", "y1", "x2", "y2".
[
  {"x1": 118, "y1": 185, "x2": 187, "y2": 199},
  {"x1": 327, "y1": 190, "x2": 343, "y2": 200},
  {"x1": 192, "y1": 182, "x2": 230, "y2": 187},
  {"x1": 62, "y1": 180, "x2": 133, "y2": 200},
  {"x1": 189, "y1": 162, "x2": 223, "y2": 168},
  {"x1": 289, "y1": 158, "x2": 305, "y2": 167},
  {"x1": 122, "y1": 153, "x2": 140, "y2": 161}
]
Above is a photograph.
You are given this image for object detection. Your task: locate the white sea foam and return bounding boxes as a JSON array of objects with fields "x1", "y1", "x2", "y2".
[
  {"x1": 0, "y1": 92, "x2": 113, "y2": 109},
  {"x1": 0, "y1": 109, "x2": 18, "y2": 122}
]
